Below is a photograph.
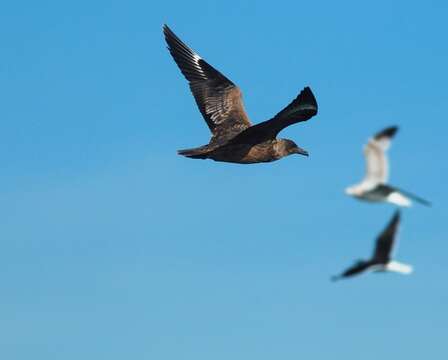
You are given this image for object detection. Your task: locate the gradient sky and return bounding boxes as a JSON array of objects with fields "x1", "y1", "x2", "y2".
[{"x1": 1, "y1": 0, "x2": 447, "y2": 359}]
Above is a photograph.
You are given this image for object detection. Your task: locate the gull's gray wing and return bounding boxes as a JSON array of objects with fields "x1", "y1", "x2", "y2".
[{"x1": 361, "y1": 126, "x2": 398, "y2": 188}]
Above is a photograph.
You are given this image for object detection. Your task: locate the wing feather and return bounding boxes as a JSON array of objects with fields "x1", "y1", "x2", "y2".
[
  {"x1": 228, "y1": 87, "x2": 318, "y2": 145},
  {"x1": 163, "y1": 25, "x2": 251, "y2": 144},
  {"x1": 361, "y1": 126, "x2": 398, "y2": 188},
  {"x1": 372, "y1": 210, "x2": 401, "y2": 262}
]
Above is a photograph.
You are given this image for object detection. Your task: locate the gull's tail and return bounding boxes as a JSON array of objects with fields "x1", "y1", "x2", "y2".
[
  {"x1": 384, "y1": 184, "x2": 432, "y2": 207},
  {"x1": 397, "y1": 188, "x2": 432, "y2": 207}
]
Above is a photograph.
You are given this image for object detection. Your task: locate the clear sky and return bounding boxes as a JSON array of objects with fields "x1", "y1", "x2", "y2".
[{"x1": 1, "y1": 0, "x2": 447, "y2": 359}]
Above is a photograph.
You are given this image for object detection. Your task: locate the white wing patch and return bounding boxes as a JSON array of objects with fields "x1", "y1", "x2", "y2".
[
  {"x1": 386, "y1": 261, "x2": 413, "y2": 274},
  {"x1": 387, "y1": 192, "x2": 412, "y2": 207},
  {"x1": 191, "y1": 53, "x2": 207, "y2": 79},
  {"x1": 193, "y1": 53, "x2": 202, "y2": 62},
  {"x1": 205, "y1": 96, "x2": 232, "y2": 124}
]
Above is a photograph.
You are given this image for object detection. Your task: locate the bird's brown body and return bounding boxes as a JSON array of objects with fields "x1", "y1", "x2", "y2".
[
  {"x1": 180, "y1": 139, "x2": 302, "y2": 164},
  {"x1": 163, "y1": 25, "x2": 318, "y2": 164},
  {"x1": 210, "y1": 141, "x2": 282, "y2": 164}
]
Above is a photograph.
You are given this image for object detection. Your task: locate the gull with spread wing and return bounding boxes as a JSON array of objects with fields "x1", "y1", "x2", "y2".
[
  {"x1": 332, "y1": 210, "x2": 413, "y2": 281},
  {"x1": 163, "y1": 25, "x2": 318, "y2": 164},
  {"x1": 345, "y1": 126, "x2": 430, "y2": 207}
]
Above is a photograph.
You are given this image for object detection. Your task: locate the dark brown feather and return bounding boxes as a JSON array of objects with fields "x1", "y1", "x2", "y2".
[
  {"x1": 228, "y1": 87, "x2": 318, "y2": 145},
  {"x1": 163, "y1": 25, "x2": 251, "y2": 145}
]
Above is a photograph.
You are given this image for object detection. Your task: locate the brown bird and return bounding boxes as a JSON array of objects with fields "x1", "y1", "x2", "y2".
[{"x1": 163, "y1": 25, "x2": 318, "y2": 164}]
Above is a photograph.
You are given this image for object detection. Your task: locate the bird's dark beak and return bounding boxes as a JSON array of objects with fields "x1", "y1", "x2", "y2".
[{"x1": 294, "y1": 146, "x2": 309, "y2": 157}]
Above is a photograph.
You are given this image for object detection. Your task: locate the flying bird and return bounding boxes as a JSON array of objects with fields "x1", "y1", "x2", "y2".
[
  {"x1": 163, "y1": 25, "x2": 318, "y2": 164},
  {"x1": 345, "y1": 126, "x2": 430, "y2": 207},
  {"x1": 332, "y1": 210, "x2": 413, "y2": 281}
]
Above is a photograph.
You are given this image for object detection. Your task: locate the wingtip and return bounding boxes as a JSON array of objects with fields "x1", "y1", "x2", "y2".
[
  {"x1": 397, "y1": 188, "x2": 432, "y2": 207},
  {"x1": 303, "y1": 86, "x2": 311, "y2": 93},
  {"x1": 374, "y1": 126, "x2": 399, "y2": 140},
  {"x1": 386, "y1": 209, "x2": 401, "y2": 230},
  {"x1": 298, "y1": 86, "x2": 318, "y2": 113},
  {"x1": 162, "y1": 24, "x2": 170, "y2": 42},
  {"x1": 162, "y1": 24, "x2": 177, "y2": 40},
  {"x1": 390, "y1": 209, "x2": 401, "y2": 228},
  {"x1": 417, "y1": 198, "x2": 432, "y2": 207},
  {"x1": 163, "y1": 24, "x2": 176, "y2": 40}
]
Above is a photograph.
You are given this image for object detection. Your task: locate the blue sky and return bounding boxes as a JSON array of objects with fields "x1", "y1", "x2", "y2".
[{"x1": 1, "y1": 0, "x2": 447, "y2": 359}]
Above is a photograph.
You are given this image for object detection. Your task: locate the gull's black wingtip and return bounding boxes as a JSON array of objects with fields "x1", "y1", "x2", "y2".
[
  {"x1": 374, "y1": 126, "x2": 399, "y2": 140},
  {"x1": 415, "y1": 197, "x2": 432, "y2": 207},
  {"x1": 396, "y1": 188, "x2": 432, "y2": 207},
  {"x1": 393, "y1": 209, "x2": 401, "y2": 220},
  {"x1": 388, "y1": 209, "x2": 401, "y2": 227}
]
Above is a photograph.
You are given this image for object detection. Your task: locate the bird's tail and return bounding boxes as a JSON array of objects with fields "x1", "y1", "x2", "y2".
[
  {"x1": 394, "y1": 186, "x2": 432, "y2": 207},
  {"x1": 177, "y1": 144, "x2": 213, "y2": 159}
]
